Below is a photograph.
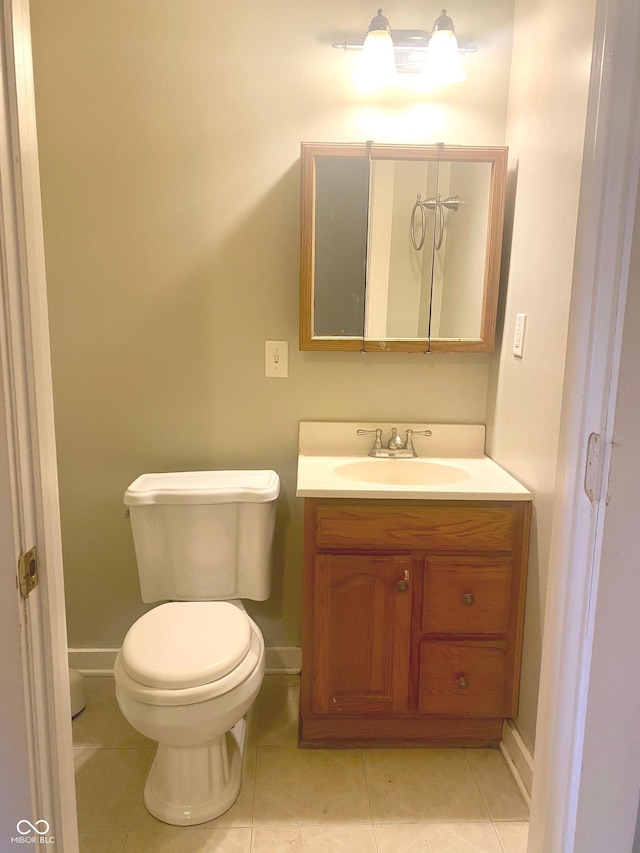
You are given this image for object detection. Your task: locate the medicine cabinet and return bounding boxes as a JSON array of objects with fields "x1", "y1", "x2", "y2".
[{"x1": 299, "y1": 142, "x2": 508, "y2": 353}]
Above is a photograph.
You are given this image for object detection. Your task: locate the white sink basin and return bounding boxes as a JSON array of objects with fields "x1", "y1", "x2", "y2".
[
  {"x1": 296, "y1": 422, "x2": 532, "y2": 501},
  {"x1": 335, "y1": 459, "x2": 470, "y2": 486}
]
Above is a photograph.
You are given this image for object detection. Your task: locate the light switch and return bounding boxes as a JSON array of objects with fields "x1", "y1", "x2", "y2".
[
  {"x1": 265, "y1": 341, "x2": 288, "y2": 377},
  {"x1": 513, "y1": 314, "x2": 527, "y2": 358}
]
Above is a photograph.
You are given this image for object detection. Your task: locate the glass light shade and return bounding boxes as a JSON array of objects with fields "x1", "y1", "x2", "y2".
[
  {"x1": 356, "y1": 29, "x2": 398, "y2": 90},
  {"x1": 422, "y1": 29, "x2": 466, "y2": 87}
]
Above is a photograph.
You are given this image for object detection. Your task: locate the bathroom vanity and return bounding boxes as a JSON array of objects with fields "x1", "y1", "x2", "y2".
[{"x1": 297, "y1": 423, "x2": 531, "y2": 747}]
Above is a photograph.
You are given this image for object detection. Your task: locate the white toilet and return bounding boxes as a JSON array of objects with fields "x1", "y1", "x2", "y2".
[{"x1": 114, "y1": 469, "x2": 279, "y2": 826}]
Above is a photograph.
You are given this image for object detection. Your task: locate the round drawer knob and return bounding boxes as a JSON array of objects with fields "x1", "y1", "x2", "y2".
[
  {"x1": 457, "y1": 676, "x2": 470, "y2": 689},
  {"x1": 463, "y1": 593, "x2": 476, "y2": 606},
  {"x1": 397, "y1": 580, "x2": 409, "y2": 592}
]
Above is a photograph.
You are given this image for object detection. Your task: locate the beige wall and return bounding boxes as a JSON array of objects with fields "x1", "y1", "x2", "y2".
[
  {"x1": 486, "y1": 0, "x2": 596, "y2": 751},
  {"x1": 30, "y1": 0, "x2": 600, "y2": 761},
  {"x1": 29, "y1": 0, "x2": 514, "y2": 651},
  {"x1": 30, "y1": 0, "x2": 602, "y2": 763}
]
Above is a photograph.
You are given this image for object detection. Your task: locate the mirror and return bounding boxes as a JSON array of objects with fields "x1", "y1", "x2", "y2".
[{"x1": 299, "y1": 143, "x2": 508, "y2": 352}]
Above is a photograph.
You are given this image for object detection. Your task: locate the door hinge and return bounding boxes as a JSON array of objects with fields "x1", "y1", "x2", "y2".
[
  {"x1": 18, "y1": 546, "x2": 39, "y2": 597},
  {"x1": 584, "y1": 432, "x2": 603, "y2": 503}
]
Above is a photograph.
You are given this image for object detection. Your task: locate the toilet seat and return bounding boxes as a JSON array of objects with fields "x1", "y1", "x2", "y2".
[
  {"x1": 121, "y1": 601, "x2": 252, "y2": 689},
  {"x1": 115, "y1": 605, "x2": 264, "y2": 707}
]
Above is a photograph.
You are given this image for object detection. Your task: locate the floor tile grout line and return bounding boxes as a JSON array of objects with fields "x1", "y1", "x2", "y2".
[
  {"x1": 119, "y1": 823, "x2": 128, "y2": 853},
  {"x1": 489, "y1": 819, "x2": 510, "y2": 853},
  {"x1": 247, "y1": 731, "x2": 259, "y2": 849},
  {"x1": 463, "y1": 747, "x2": 530, "y2": 824},
  {"x1": 122, "y1": 763, "x2": 150, "y2": 844},
  {"x1": 357, "y1": 748, "x2": 379, "y2": 851},
  {"x1": 462, "y1": 748, "x2": 494, "y2": 824}
]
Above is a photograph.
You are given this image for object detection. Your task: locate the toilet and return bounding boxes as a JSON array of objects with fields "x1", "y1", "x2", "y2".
[{"x1": 114, "y1": 469, "x2": 279, "y2": 826}]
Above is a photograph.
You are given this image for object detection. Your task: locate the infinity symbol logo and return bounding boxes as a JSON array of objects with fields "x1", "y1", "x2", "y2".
[{"x1": 16, "y1": 820, "x2": 50, "y2": 835}]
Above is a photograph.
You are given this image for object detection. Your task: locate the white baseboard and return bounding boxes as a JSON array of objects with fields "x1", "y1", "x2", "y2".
[
  {"x1": 500, "y1": 719, "x2": 534, "y2": 806},
  {"x1": 68, "y1": 646, "x2": 302, "y2": 677},
  {"x1": 68, "y1": 648, "x2": 118, "y2": 675},
  {"x1": 264, "y1": 646, "x2": 301, "y2": 674}
]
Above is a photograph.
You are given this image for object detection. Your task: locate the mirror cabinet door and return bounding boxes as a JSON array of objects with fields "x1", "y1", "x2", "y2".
[
  {"x1": 299, "y1": 143, "x2": 508, "y2": 353},
  {"x1": 313, "y1": 154, "x2": 369, "y2": 339}
]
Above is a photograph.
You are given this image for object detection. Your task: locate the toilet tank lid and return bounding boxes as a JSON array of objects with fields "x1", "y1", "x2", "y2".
[{"x1": 124, "y1": 470, "x2": 280, "y2": 506}]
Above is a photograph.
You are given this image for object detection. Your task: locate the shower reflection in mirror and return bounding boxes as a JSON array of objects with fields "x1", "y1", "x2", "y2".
[{"x1": 365, "y1": 157, "x2": 491, "y2": 341}]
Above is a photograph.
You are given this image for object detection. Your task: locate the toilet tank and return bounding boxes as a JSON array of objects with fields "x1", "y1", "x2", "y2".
[{"x1": 124, "y1": 470, "x2": 280, "y2": 603}]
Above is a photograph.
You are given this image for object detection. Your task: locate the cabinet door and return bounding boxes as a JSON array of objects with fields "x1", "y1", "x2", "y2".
[{"x1": 312, "y1": 554, "x2": 412, "y2": 715}]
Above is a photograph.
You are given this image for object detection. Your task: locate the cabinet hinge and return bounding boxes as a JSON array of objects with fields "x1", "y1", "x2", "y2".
[{"x1": 18, "y1": 546, "x2": 39, "y2": 597}]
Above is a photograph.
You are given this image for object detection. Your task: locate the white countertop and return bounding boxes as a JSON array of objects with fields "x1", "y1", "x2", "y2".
[{"x1": 296, "y1": 422, "x2": 531, "y2": 502}]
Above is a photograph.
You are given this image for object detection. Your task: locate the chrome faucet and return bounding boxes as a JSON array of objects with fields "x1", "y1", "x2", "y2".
[{"x1": 356, "y1": 427, "x2": 432, "y2": 458}]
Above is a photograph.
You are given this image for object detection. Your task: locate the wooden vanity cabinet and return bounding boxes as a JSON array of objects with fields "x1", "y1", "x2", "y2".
[{"x1": 299, "y1": 498, "x2": 531, "y2": 747}]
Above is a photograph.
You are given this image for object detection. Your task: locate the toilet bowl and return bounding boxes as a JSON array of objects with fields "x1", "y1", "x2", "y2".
[{"x1": 115, "y1": 600, "x2": 265, "y2": 825}]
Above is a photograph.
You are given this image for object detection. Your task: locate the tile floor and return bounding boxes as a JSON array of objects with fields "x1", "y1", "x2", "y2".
[{"x1": 73, "y1": 675, "x2": 529, "y2": 853}]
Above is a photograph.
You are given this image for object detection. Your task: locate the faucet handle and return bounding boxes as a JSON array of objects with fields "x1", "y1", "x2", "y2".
[
  {"x1": 404, "y1": 428, "x2": 433, "y2": 456},
  {"x1": 357, "y1": 428, "x2": 383, "y2": 442},
  {"x1": 357, "y1": 428, "x2": 383, "y2": 455}
]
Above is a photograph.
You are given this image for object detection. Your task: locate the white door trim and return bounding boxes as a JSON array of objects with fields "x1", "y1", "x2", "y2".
[
  {"x1": 1, "y1": 0, "x2": 78, "y2": 848},
  {"x1": 528, "y1": 0, "x2": 640, "y2": 848}
]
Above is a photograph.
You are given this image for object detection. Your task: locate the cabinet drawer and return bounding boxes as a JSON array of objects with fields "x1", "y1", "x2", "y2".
[
  {"x1": 315, "y1": 505, "x2": 517, "y2": 552},
  {"x1": 423, "y1": 558, "x2": 512, "y2": 634},
  {"x1": 418, "y1": 640, "x2": 508, "y2": 716}
]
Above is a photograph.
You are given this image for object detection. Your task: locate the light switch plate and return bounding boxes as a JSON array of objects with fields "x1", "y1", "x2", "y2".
[
  {"x1": 265, "y1": 341, "x2": 288, "y2": 377},
  {"x1": 513, "y1": 314, "x2": 527, "y2": 358}
]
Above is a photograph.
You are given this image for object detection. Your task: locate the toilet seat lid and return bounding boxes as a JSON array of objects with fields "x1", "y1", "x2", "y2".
[{"x1": 121, "y1": 601, "x2": 252, "y2": 689}]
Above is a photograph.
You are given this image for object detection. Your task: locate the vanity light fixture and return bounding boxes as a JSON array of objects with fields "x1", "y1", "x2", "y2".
[
  {"x1": 333, "y1": 8, "x2": 474, "y2": 88},
  {"x1": 357, "y1": 9, "x2": 398, "y2": 89}
]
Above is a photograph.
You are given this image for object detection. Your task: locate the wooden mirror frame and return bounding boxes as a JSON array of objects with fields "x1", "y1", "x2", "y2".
[{"x1": 299, "y1": 142, "x2": 508, "y2": 353}]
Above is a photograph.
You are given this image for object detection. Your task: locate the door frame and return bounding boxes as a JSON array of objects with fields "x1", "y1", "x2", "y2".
[
  {"x1": 1, "y1": 0, "x2": 78, "y2": 849},
  {"x1": 528, "y1": 0, "x2": 640, "y2": 848}
]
